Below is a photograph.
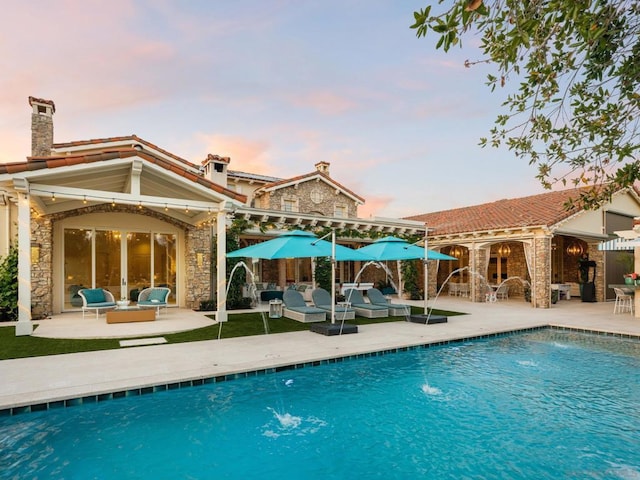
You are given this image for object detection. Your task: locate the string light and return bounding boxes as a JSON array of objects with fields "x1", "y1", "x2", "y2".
[{"x1": 35, "y1": 189, "x2": 218, "y2": 213}]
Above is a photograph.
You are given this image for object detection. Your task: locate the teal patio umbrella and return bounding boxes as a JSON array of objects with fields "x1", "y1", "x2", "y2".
[
  {"x1": 227, "y1": 230, "x2": 372, "y2": 261},
  {"x1": 358, "y1": 236, "x2": 457, "y2": 262},
  {"x1": 228, "y1": 230, "x2": 373, "y2": 325},
  {"x1": 358, "y1": 236, "x2": 457, "y2": 314}
]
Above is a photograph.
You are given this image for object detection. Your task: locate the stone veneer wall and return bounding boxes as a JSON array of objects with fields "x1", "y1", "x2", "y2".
[
  {"x1": 185, "y1": 224, "x2": 211, "y2": 309},
  {"x1": 31, "y1": 204, "x2": 204, "y2": 316},
  {"x1": 503, "y1": 243, "x2": 528, "y2": 299},
  {"x1": 31, "y1": 110, "x2": 53, "y2": 157},
  {"x1": 265, "y1": 181, "x2": 358, "y2": 217},
  {"x1": 532, "y1": 236, "x2": 552, "y2": 308},
  {"x1": 31, "y1": 215, "x2": 53, "y2": 319},
  {"x1": 587, "y1": 244, "x2": 605, "y2": 303}
]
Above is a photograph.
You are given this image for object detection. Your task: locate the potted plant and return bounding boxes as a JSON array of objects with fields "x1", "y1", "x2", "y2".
[
  {"x1": 623, "y1": 272, "x2": 639, "y2": 285},
  {"x1": 401, "y1": 260, "x2": 421, "y2": 300}
]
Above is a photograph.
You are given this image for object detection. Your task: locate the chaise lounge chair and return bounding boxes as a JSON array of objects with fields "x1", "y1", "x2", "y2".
[
  {"x1": 282, "y1": 289, "x2": 327, "y2": 323},
  {"x1": 78, "y1": 288, "x2": 117, "y2": 320},
  {"x1": 343, "y1": 288, "x2": 389, "y2": 318},
  {"x1": 366, "y1": 288, "x2": 411, "y2": 316},
  {"x1": 311, "y1": 288, "x2": 356, "y2": 321},
  {"x1": 137, "y1": 287, "x2": 171, "y2": 315}
]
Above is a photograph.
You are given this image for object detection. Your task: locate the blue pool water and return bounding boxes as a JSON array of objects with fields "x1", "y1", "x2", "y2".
[{"x1": 1, "y1": 329, "x2": 640, "y2": 479}]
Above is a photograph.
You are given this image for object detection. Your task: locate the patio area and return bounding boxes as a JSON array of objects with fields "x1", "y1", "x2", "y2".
[
  {"x1": 29, "y1": 307, "x2": 218, "y2": 339},
  {"x1": 1, "y1": 296, "x2": 639, "y2": 412}
]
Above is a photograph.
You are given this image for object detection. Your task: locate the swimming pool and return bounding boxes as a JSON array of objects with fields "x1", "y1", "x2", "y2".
[{"x1": 1, "y1": 329, "x2": 639, "y2": 479}]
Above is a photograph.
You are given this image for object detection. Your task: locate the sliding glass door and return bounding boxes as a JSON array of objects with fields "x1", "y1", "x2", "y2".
[{"x1": 63, "y1": 228, "x2": 177, "y2": 310}]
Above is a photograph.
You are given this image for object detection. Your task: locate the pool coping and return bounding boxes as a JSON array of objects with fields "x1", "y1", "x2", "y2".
[{"x1": 3, "y1": 324, "x2": 639, "y2": 417}]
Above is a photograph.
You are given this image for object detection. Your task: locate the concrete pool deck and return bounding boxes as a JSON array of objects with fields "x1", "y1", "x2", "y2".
[{"x1": 1, "y1": 297, "x2": 639, "y2": 412}]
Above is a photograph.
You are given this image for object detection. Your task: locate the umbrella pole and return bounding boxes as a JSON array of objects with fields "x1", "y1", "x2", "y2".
[
  {"x1": 331, "y1": 230, "x2": 336, "y2": 324},
  {"x1": 424, "y1": 225, "x2": 429, "y2": 316}
]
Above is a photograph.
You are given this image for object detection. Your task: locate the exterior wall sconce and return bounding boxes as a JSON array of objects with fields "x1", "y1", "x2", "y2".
[
  {"x1": 31, "y1": 242, "x2": 41, "y2": 263},
  {"x1": 497, "y1": 243, "x2": 511, "y2": 257},
  {"x1": 566, "y1": 241, "x2": 584, "y2": 256}
]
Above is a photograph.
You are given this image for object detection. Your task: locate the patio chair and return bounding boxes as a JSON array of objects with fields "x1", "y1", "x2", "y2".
[
  {"x1": 78, "y1": 288, "x2": 117, "y2": 320},
  {"x1": 613, "y1": 287, "x2": 634, "y2": 315},
  {"x1": 137, "y1": 287, "x2": 171, "y2": 315},
  {"x1": 485, "y1": 285, "x2": 497, "y2": 303},
  {"x1": 311, "y1": 288, "x2": 355, "y2": 320},
  {"x1": 495, "y1": 284, "x2": 509, "y2": 300},
  {"x1": 282, "y1": 289, "x2": 326, "y2": 323},
  {"x1": 344, "y1": 288, "x2": 389, "y2": 318},
  {"x1": 366, "y1": 288, "x2": 411, "y2": 316}
]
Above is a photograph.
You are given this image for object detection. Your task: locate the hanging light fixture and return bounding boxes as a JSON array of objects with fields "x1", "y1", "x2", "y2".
[
  {"x1": 497, "y1": 243, "x2": 511, "y2": 257},
  {"x1": 566, "y1": 240, "x2": 584, "y2": 256},
  {"x1": 449, "y1": 246, "x2": 463, "y2": 258}
]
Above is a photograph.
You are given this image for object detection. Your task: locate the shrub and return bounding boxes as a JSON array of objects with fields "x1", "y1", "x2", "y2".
[{"x1": 0, "y1": 243, "x2": 18, "y2": 321}]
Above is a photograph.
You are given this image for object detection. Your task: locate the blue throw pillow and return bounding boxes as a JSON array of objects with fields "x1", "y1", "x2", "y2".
[
  {"x1": 148, "y1": 289, "x2": 167, "y2": 302},
  {"x1": 83, "y1": 288, "x2": 105, "y2": 303}
]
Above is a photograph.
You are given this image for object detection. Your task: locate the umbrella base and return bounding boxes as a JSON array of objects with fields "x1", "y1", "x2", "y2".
[
  {"x1": 409, "y1": 314, "x2": 448, "y2": 325},
  {"x1": 310, "y1": 322, "x2": 358, "y2": 336}
]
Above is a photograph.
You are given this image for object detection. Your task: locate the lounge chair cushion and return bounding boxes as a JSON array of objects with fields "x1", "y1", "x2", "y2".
[
  {"x1": 345, "y1": 289, "x2": 377, "y2": 306},
  {"x1": 283, "y1": 289, "x2": 307, "y2": 308},
  {"x1": 148, "y1": 289, "x2": 168, "y2": 302},
  {"x1": 83, "y1": 288, "x2": 106, "y2": 304},
  {"x1": 290, "y1": 306, "x2": 325, "y2": 314}
]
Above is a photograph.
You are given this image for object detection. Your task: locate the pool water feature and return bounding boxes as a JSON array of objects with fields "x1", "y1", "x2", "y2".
[{"x1": 2, "y1": 330, "x2": 639, "y2": 479}]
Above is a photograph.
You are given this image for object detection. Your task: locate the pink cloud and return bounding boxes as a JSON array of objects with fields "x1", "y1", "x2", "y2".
[
  {"x1": 290, "y1": 90, "x2": 358, "y2": 115},
  {"x1": 196, "y1": 133, "x2": 273, "y2": 175},
  {"x1": 358, "y1": 195, "x2": 394, "y2": 218}
]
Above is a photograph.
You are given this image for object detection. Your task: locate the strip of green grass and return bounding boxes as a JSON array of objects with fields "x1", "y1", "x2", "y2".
[{"x1": 0, "y1": 307, "x2": 464, "y2": 360}]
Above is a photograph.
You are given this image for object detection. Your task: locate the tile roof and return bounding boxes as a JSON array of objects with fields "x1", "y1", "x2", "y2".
[
  {"x1": 405, "y1": 188, "x2": 598, "y2": 235},
  {"x1": 258, "y1": 170, "x2": 365, "y2": 203},
  {"x1": 28, "y1": 96, "x2": 55, "y2": 113},
  {"x1": 0, "y1": 149, "x2": 247, "y2": 203},
  {"x1": 52, "y1": 135, "x2": 194, "y2": 168}
]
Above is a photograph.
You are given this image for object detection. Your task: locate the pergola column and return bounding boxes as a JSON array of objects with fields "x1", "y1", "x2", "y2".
[
  {"x1": 215, "y1": 208, "x2": 228, "y2": 323},
  {"x1": 16, "y1": 190, "x2": 33, "y2": 335}
]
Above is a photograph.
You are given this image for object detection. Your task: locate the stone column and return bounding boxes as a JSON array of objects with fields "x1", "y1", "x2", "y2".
[
  {"x1": 31, "y1": 215, "x2": 52, "y2": 319},
  {"x1": 532, "y1": 236, "x2": 552, "y2": 308}
]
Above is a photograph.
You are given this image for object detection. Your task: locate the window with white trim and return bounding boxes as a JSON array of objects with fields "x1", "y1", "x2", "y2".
[
  {"x1": 282, "y1": 198, "x2": 298, "y2": 212},
  {"x1": 334, "y1": 204, "x2": 347, "y2": 218}
]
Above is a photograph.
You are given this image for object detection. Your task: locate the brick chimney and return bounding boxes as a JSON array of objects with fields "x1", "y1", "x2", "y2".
[
  {"x1": 29, "y1": 96, "x2": 55, "y2": 157},
  {"x1": 315, "y1": 161, "x2": 330, "y2": 175}
]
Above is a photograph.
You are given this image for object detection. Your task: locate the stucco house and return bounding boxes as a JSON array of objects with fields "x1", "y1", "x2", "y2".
[
  {"x1": 0, "y1": 97, "x2": 424, "y2": 335},
  {"x1": 407, "y1": 188, "x2": 640, "y2": 308}
]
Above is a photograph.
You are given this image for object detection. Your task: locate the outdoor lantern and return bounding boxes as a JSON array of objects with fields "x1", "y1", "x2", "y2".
[
  {"x1": 31, "y1": 242, "x2": 41, "y2": 263},
  {"x1": 566, "y1": 241, "x2": 584, "y2": 256},
  {"x1": 269, "y1": 299, "x2": 283, "y2": 318},
  {"x1": 497, "y1": 243, "x2": 511, "y2": 258}
]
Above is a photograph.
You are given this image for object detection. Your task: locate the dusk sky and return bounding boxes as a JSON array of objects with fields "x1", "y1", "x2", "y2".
[{"x1": 0, "y1": 1, "x2": 548, "y2": 218}]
